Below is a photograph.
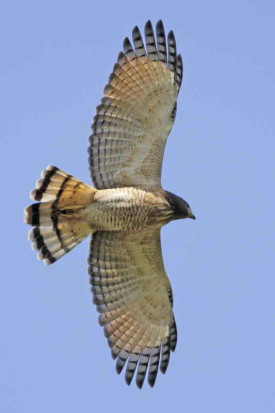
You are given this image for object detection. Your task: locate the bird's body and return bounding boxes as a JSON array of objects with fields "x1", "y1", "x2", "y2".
[
  {"x1": 25, "y1": 20, "x2": 195, "y2": 388},
  {"x1": 79, "y1": 186, "x2": 173, "y2": 231}
]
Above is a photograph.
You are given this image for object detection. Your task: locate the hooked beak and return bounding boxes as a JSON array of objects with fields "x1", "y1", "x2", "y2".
[{"x1": 187, "y1": 207, "x2": 196, "y2": 220}]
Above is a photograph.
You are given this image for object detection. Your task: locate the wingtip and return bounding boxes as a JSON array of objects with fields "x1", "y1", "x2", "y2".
[
  {"x1": 156, "y1": 19, "x2": 164, "y2": 29},
  {"x1": 136, "y1": 377, "x2": 144, "y2": 389},
  {"x1": 125, "y1": 373, "x2": 134, "y2": 386},
  {"x1": 111, "y1": 348, "x2": 118, "y2": 360},
  {"x1": 168, "y1": 30, "x2": 175, "y2": 41},
  {"x1": 145, "y1": 20, "x2": 153, "y2": 30},
  {"x1": 132, "y1": 25, "x2": 139, "y2": 34},
  {"x1": 148, "y1": 377, "x2": 156, "y2": 388},
  {"x1": 123, "y1": 37, "x2": 131, "y2": 49}
]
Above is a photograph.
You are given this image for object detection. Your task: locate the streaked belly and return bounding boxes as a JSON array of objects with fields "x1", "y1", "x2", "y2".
[{"x1": 84, "y1": 187, "x2": 171, "y2": 231}]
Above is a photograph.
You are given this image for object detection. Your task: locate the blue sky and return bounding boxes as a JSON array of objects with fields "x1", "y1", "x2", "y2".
[{"x1": 1, "y1": 0, "x2": 275, "y2": 412}]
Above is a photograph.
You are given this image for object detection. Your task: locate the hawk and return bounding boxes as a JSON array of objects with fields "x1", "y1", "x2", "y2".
[{"x1": 25, "y1": 20, "x2": 195, "y2": 388}]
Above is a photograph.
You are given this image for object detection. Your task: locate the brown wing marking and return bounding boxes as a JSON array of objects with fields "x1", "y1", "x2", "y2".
[
  {"x1": 88, "y1": 229, "x2": 177, "y2": 388},
  {"x1": 89, "y1": 20, "x2": 183, "y2": 189}
]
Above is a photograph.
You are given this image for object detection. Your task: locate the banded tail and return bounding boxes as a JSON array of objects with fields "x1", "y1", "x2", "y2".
[{"x1": 25, "y1": 166, "x2": 96, "y2": 265}]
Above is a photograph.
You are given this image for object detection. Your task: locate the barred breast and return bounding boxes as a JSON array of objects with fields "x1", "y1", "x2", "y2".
[{"x1": 84, "y1": 187, "x2": 172, "y2": 231}]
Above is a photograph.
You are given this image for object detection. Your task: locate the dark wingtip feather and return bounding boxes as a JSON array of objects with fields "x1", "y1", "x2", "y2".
[
  {"x1": 148, "y1": 346, "x2": 160, "y2": 387},
  {"x1": 116, "y1": 350, "x2": 130, "y2": 374},
  {"x1": 169, "y1": 319, "x2": 177, "y2": 351},
  {"x1": 168, "y1": 30, "x2": 176, "y2": 42},
  {"x1": 117, "y1": 51, "x2": 125, "y2": 63},
  {"x1": 135, "y1": 348, "x2": 151, "y2": 388},
  {"x1": 132, "y1": 25, "x2": 146, "y2": 57},
  {"x1": 111, "y1": 346, "x2": 119, "y2": 360},
  {"x1": 156, "y1": 20, "x2": 167, "y2": 64},
  {"x1": 167, "y1": 30, "x2": 177, "y2": 72},
  {"x1": 125, "y1": 353, "x2": 139, "y2": 385},
  {"x1": 160, "y1": 338, "x2": 170, "y2": 374},
  {"x1": 144, "y1": 20, "x2": 158, "y2": 60},
  {"x1": 136, "y1": 378, "x2": 144, "y2": 389},
  {"x1": 175, "y1": 54, "x2": 183, "y2": 89},
  {"x1": 145, "y1": 19, "x2": 152, "y2": 29},
  {"x1": 123, "y1": 37, "x2": 136, "y2": 60}
]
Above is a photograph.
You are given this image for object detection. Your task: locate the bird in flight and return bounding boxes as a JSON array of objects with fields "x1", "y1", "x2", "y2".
[{"x1": 25, "y1": 20, "x2": 195, "y2": 388}]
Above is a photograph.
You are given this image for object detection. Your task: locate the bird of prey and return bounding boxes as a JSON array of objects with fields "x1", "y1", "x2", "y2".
[{"x1": 25, "y1": 20, "x2": 195, "y2": 388}]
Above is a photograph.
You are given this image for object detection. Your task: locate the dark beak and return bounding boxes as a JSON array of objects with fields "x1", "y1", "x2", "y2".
[{"x1": 190, "y1": 213, "x2": 196, "y2": 220}]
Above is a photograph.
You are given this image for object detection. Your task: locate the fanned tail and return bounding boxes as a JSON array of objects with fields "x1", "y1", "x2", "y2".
[{"x1": 25, "y1": 166, "x2": 96, "y2": 265}]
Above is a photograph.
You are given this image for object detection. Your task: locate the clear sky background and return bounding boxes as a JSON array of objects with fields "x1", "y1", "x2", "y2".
[{"x1": 1, "y1": 1, "x2": 274, "y2": 412}]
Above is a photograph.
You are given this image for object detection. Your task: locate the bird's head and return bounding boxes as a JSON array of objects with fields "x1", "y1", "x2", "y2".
[{"x1": 166, "y1": 191, "x2": 196, "y2": 221}]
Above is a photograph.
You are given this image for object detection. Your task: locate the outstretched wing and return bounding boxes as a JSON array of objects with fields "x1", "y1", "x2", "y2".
[
  {"x1": 88, "y1": 229, "x2": 177, "y2": 388},
  {"x1": 88, "y1": 20, "x2": 183, "y2": 189}
]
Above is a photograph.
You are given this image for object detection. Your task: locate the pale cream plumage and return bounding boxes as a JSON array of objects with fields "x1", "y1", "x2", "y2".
[
  {"x1": 89, "y1": 21, "x2": 182, "y2": 188},
  {"x1": 89, "y1": 229, "x2": 177, "y2": 387},
  {"x1": 25, "y1": 20, "x2": 194, "y2": 389}
]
